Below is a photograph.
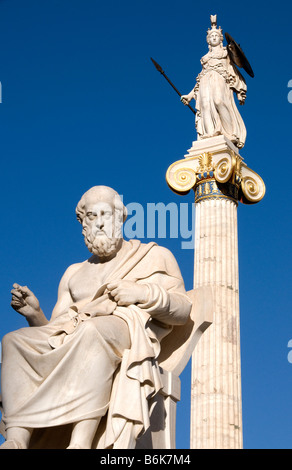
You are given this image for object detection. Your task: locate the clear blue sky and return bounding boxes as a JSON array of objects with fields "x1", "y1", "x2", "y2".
[{"x1": 0, "y1": 0, "x2": 291, "y2": 449}]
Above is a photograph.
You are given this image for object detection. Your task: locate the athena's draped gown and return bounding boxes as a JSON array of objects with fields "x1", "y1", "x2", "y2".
[{"x1": 194, "y1": 47, "x2": 247, "y2": 148}]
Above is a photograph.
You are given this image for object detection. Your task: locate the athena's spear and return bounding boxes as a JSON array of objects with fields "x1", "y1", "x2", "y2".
[{"x1": 150, "y1": 57, "x2": 196, "y2": 115}]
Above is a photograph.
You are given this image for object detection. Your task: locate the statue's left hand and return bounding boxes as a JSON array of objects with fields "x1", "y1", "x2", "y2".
[
  {"x1": 237, "y1": 91, "x2": 246, "y2": 105},
  {"x1": 106, "y1": 280, "x2": 149, "y2": 306}
]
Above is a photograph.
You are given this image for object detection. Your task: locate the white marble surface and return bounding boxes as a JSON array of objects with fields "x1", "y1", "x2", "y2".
[
  {"x1": 191, "y1": 197, "x2": 243, "y2": 449},
  {"x1": 181, "y1": 15, "x2": 247, "y2": 149},
  {"x1": 0, "y1": 186, "x2": 192, "y2": 449}
]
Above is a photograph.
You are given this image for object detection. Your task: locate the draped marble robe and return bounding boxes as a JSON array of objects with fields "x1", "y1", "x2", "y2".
[
  {"x1": 0, "y1": 240, "x2": 191, "y2": 448},
  {"x1": 194, "y1": 46, "x2": 247, "y2": 148}
]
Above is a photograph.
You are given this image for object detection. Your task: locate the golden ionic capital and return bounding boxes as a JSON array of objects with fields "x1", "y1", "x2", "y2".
[{"x1": 166, "y1": 142, "x2": 265, "y2": 205}]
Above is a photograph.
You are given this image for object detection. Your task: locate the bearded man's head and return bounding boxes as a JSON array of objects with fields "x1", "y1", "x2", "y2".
[{"x1": 75, "y1": 186, "x2": 127, "y2": 259}]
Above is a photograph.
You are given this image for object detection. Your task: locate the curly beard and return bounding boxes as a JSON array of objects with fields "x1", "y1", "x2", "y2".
[{"x1": 84, "y1": 231, "x2": 121, "y2": 259}]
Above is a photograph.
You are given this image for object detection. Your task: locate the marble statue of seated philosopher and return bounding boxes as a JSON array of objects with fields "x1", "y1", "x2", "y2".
[{"x1": 0, "y1": 185, "x2": 192, "y2": 449}]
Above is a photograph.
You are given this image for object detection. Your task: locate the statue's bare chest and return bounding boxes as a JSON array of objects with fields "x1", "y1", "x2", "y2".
[{"x1": 68, "y1": 261, "x2": 112, "y2": 302}]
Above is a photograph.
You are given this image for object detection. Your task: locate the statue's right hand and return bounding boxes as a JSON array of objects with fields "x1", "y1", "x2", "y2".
[
  {"x1": 11, "y1": 283, "x2": 41, "y2": 319},
  {"x1": 180, "y1": 95, "x2": 190, "y2": 106}
]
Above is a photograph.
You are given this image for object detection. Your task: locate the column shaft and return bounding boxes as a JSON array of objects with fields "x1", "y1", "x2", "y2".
[
  {"x1": 190, "y1": 198, "x2": 243, "y2": 449},
  {"x1": 166, "y1": 136, "x2": 265, "y2": 449}
]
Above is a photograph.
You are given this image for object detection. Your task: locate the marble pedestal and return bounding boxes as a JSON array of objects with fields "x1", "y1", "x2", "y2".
[{"x1": 166, "y1": 135, "x2": 265, "y2": 449}]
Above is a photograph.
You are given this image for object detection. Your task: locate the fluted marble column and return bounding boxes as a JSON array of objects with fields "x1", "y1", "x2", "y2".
[
  {"x1": 166, "y1": 135, "x2": 265, "y2": 449},
  {"x1": 191, "y1": 198, "x2": 241, "y2": 448}
]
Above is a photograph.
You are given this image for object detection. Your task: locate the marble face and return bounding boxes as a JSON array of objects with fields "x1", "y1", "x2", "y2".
[
  {"x1": 82, "y1": 201, "x2": 122, "y2": 259},
  {"x1": 84, "y1": 201, "x2": 115, "y2": 238},
  {"x1": 207, "y1": 31, "x2": 221, "y2": 47}
]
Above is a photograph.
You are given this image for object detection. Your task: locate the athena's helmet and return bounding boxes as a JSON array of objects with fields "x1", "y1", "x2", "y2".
[{"x1": 206, "y1": 14, "x2": 223, "y2": 45}]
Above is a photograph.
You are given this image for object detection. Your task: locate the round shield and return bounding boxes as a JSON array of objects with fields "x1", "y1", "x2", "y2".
[{"x1": 225, "y1": 32, "x2": 254, "y2": 78}]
